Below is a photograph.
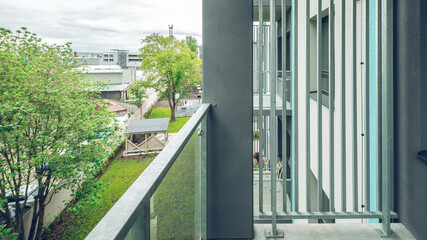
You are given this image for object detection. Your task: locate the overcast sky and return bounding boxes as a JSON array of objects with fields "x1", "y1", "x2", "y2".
[{"x1": 0, "y1": 0, "x2": 202, "y2": 52}]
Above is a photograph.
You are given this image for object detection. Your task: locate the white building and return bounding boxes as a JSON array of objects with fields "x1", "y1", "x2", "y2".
[
  {"x1": 75, "y1": 50, "x2": 142, "y2": 69},
  {"x1": 83, "y1": 65, "x2": 136, "y2": 101},
  {"x1": 253, "y1": 0, "x2": 382, "y2": 224}
]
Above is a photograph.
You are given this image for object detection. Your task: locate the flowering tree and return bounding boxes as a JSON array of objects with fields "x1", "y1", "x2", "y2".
[{"x1": 0, "y1": 27, "x2": 117, "y2": 240}]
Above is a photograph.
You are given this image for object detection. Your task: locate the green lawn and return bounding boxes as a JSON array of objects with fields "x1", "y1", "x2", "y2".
[
  {"x1": 153, "y1": 130, "x2": 200, "y2": 239},
  {"x1": 148, "y1": 107, "x2": 190, "y2": 133},
  {"x1": 48, "y1": 155, "x2": 155, "y2": 240}
]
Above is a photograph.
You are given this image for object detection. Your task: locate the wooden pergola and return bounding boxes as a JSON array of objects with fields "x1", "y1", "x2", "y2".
[{"x1": 124, "y1": 118, "x2": 169, "y2": 156}]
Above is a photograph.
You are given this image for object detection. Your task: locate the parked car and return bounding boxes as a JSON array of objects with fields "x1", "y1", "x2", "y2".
[{"x1": 0, "y1": 184, "x2": 39, "y2": 226}]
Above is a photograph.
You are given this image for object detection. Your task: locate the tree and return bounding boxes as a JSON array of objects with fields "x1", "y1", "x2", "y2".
[
  {"x1": 138, "y1": 33, "x2": 202, "y2": 122},
  {"x1": 129, "y1": 79, "x2": 149, "y2": 118},
  {"x1": 185, "y1": 35, "x2": 198, "y2": 54},
  {"x1": 0, "y1": 27, "x2": 117, "y2": 240}
]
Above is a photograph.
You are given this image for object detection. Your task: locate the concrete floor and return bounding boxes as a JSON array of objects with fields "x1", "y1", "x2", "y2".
[{"x1": 254, "y1": 223, "x2": 417, "y2": 240}]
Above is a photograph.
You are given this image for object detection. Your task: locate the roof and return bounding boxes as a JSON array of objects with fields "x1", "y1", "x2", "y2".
[
  {"x1": 100, "y1": 84, "x2": 130, "y2": 92},
  {"x1": 77, "y1": 65, "x2": 123, "y2": 74},
  {"x1": 88, "y1": 70, "x2": 123, "y2": 74},
  {"x1": 126, "y1": 118, "x2": 170, "y2": 134},
  {"x1": 104, "y1": 99, "x2": 127, "y2": 113}
]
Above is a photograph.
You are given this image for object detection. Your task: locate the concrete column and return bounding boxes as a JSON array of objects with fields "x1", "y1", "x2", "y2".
[
  {"x1": 203, "y1": 0, "x2": 254, "y2": 238},
  {"x1": 394, "y1": 1, "x2": 427, "y2": 239}
]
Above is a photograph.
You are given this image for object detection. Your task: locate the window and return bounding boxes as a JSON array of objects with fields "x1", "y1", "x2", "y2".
[
  {"x1": 310, "y1": 15, "x2": 330, "y2": 95},
  {"x1": 278, "y1": 32, "x2": 291, "y2": 78},
  {"x1": 278, "y1": 11, "x2": 291, "y2": 80},
  {"x1": 321, "y1": 16, "x2": 329, "y2": 92}
]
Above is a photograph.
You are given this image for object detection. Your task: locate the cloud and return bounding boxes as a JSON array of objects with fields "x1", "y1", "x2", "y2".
[{"x1": 0, "y1": 0, "x2": 202, "y2": 52}]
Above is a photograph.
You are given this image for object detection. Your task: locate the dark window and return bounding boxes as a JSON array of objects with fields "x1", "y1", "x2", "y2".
[
  {"x1": 321, "y1": 16, "x2": 329, "y2": 92},
  {"x1": 278, "y1": 32, "x2": 291, "y2": 78}
]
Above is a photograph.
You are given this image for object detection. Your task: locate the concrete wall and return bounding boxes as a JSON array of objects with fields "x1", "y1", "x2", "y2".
[
  {"x1": 101, "y1": 91, "x2": 122, "y2": 100},
  {"x1": 89, "y1": 72, "x2": 123, "y2": 85},
  {"x1": 203, "y1": 0, "x2": 253, "y2": 238},
  {"x1": 394, "y1": 1, "x2": 427, "y2": 239},
  {"x1": 122, "y1": 68, "x2": 135, "y2": 84},
  {"x1": 23, "y1": 188, "x2": 73, "y2": 240}
]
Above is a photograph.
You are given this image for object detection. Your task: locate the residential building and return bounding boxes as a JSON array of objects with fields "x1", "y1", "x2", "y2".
[
  {"x1": 85, "y1": 0, "x2": 427, "y2": 239},
  {"x1": 76, "y1": 50, "x2": 142, "y2": 69},
  {"x1": 84, "y1": 65, "x2": 135, "y2": 101}
]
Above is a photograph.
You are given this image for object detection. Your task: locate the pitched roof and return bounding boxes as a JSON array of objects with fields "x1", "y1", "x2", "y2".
[{"x1": 126, "y1": 118, "x2": 169, "y2": 134}]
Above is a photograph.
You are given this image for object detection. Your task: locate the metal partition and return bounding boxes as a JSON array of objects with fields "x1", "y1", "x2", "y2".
[
  {"x1": 85, "y1": 103, "x2": 211, "y2": 240},
  {"x1": 253, "y1": 0, "x2": 395, "y2": 237}
]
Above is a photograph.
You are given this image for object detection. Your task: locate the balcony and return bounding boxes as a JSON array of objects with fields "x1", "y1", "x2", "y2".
[
  {"x1": 86, "y1": 104, "x2": 210, "y2": 239},
  {"x1": 86, "y1": 0, "x2": 426, "y2": 239},
  {"x1": 85, "y1": 103, "x2": 416, "y2": 240}
]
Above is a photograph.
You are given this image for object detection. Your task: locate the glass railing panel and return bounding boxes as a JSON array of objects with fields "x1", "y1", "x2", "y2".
[
  {"x1": 149, "y1": 125, "x2": 201, "y2": 240},
  {"x1": 86, "y1": 104, "x2": 210, "y2": 240}
]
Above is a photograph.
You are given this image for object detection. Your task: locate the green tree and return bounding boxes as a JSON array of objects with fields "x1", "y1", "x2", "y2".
[
  {"x1": 0, "y1": 27, "x2": 117, "y2": 240},
  {"x1": 138, "y1": 33, "x2": 202, "y2": 122},
  {"x1": 129, "y1": 79, "x2": 149, "y2": 117},
  {"x1": 185, "y1": 35, "x2": 198, "y2": 54}
]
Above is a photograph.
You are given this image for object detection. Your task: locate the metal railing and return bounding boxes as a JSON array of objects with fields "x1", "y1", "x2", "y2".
[
  {"x1": 85, "y1": 103, "x2": 211, "y2": 240},
  {"x1": 253, "y1": 0, "x2": 395, "y2": 237}
]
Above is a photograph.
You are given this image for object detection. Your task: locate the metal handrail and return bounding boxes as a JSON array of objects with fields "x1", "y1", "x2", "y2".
[{"x1": 86, "y1": 103, "x2": 211, "y2": 240}]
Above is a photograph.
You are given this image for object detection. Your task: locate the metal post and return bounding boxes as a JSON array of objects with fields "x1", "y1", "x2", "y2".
[
  {"x1": 376, "y1": 0, "x2": 382, "y2": 213},
  {"x1": 281, "y1": 0, "x2": 288, "y2": 213},
  {"x1": 267, "y1": 0, "x2": 281, "y2": 237},
  {"x1": 380, "y1": 0, "x2": 392, "y2": 236},
  {"x1": 305, "y1": 0, "x2": 311, "y2": 212},
  {"x1": 329, "y1": 0, "x2": 335, "y2": 213},
  {"x1": 201, "y1": 118, "x2": 207, "y2": 239},
  {"x1": 364, "y1": 0, "x2": 370, "y2": 213},
  {"x1": 317, "y1": 0, "x2": 323, "y2": 212},
  {"x1": 259, "y1": 0, "x2": 265, "y2": 214},
  {"x1": 131, "y1": 197, "x2": 150, "y2": 240},
  {"x1": 352, "y1": 0, "x2": 359, "y2": 212},
  {"x1": 340, "y1": 0, "x2": 347, "y2": 212},
  {"x1": 292, "y1": 0, "x2": 299, "y2": 214}
]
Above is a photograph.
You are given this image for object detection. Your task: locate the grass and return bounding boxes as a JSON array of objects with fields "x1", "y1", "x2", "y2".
[
  {"x1": 148, "y1": 107, "x2": 190, "y2": 133},
  {"x1": 153, "y1": 131, "x2": 200, "y2": 239},
  {"x1": 46, "y1": 155, "x2": 156, "y2": 240},
  {"x1": 45, "y1": 107, "x2": 193, "y2": 239}
]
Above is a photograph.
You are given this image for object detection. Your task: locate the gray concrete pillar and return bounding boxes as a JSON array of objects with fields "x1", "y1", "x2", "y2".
[
  {"x1": 203, "y1": 0, "x2": 254, "y2": 238},
  {"x1": 394, "y1": 1, "x2": 427, "y2": 239}
]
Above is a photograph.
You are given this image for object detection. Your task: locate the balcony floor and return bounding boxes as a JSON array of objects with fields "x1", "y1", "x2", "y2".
[{"x1": 254, "y1": 223, "x2": 416, "y2": 240}]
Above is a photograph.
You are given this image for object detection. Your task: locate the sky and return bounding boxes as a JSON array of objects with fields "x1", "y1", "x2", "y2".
[{"x1": 0, "y1": 0, "x2": 202, "y2": 52}]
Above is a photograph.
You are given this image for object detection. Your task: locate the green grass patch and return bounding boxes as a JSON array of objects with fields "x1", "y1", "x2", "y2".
[
  {"x1": 153, "y1": 131, "x2": 200, "y2": 239},
  {"x1": 148, "y1": 107, "x2": 190, "y2": 133},
  {"x1": 50, "y1": 156, "x2": 155, "y2": 240}
]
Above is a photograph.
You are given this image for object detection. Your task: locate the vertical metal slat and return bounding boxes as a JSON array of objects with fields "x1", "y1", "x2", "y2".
[
  {"x1": 269, "y1": 0, "x2": 278, "y2": 235},
  {"x1": 340, "y1": 0, "x2": 347, "y2": 212},
  {"x1": 329, "y1": 0, "x2": 335, "y2": 212},
  {"x1": 305, "y1": 0, "x2": 311, "y2": 212},
  {"x1": 376, "y1": 0, "x2": 383, "y2": 213},
  {"x1": 364, "y1": 0, "x2": 370, "y2": 213},
  {"x1": 281, "y1": 0, "x2": 288, "y2": 213},
  {"x1": 292, "y1": 0, "x2": 299, "y2": 213},
  {"x1": 317, "y1": 0, "x2": 323, "y2": 212},
  {"x1": 258, "y1": 0, "x2": 265, "y2": 214},
  {"x1": 352, "y1": 0, "x2": 358, "y2": 212},
  {"x1": 381, "y1": 0, "x2": 392, "y2": 236}
]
